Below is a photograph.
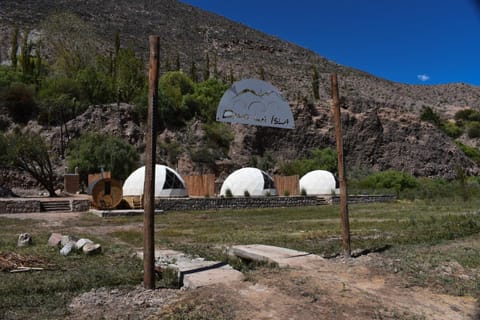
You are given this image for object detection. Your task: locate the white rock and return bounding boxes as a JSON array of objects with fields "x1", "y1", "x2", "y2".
[{"x1": 75, "y1": 238, "x2": 93, "y2": 250}]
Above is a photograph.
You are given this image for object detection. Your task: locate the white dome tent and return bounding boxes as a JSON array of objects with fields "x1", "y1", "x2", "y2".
[
  {"x1": 123, "y1": 165, "x2": 188, "y2": 200},
  {"x1": 299, "y1": 170, "x2": 338, "y2": 195},
  {"x1": 220, "y1": 167, "x2": 278, "y2": 197}
]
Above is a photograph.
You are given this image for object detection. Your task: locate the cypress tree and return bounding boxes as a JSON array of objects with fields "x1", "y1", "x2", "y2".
[
  {"x1": 190, "y1": 58, "x2": 197, "y2": 82},
  {"x1": 175, "y1": 52, "x2": 181, "y2": 71},
  {"x1": 10, "y1": 28, "x2": 18, "y2": 69},
  {"x1": 259, "y1": 66, "x2": 266, "y2": 80},
  {"x1": 203, "y1": 52, "x2": 210, "y2": 80},
  {"x1": 213, "y1": 54, "x2": 219, "y2": 79},
  {"x1": 311, "y1": 66, "x2": 320, "y2": 100}
]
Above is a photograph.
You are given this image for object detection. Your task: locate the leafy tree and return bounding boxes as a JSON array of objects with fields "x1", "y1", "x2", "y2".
[
  {"x1": 183, "y1": 78, "x2": 228, "y2": 123},
  {"x1": 116, "y1": 48, "x2": 145, "y2": 103},
  {"x1": 76, "y1": 60, "x2": 114, "y2": 104},
  {"x1": 158, "y1": 71, "x2": 195, "y2": 126},
  {"x1": 0, "y1": 131, "x2": 57, "y2": 196},
  {"x1": 37, "y1": 76, "x2": 83, "y2": 126},
  {"x1": 280, "y1": 148, "x2": 337, "y2": 177},
  {"x1": 67, "y1": 132, "x2": 139, "y2": 181}
]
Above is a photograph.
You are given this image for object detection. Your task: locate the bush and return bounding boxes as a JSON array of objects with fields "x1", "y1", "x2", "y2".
[
  {"x1": 225, "y1": 188, "x2": 233, "y2": 198},
  {"x1": 1, "y1": 82, "x2": 38, "y2": 123},
  {"x1": 283, "y1": 190, "x2": 290, "y2": 197},
  {"x1": 280, "y1": 147, "x2": 337, "y2": 177},
  {"x1": 467, "y1": 122, "x2": 480, "y2": 139},
  {"x1": 455, "y1": 109, "x2": 480, "y2": 122},
  {"x1": 244, "y1": 190, "x2": 250, "y2": 197},
  {"x1": 420, "y1": 106, "x2": 442, "y2": 127},
  {"x1": 356, "y1": 170, "x2": 418, "y2": 197},
  {"x1": 455, "y1": 142, "x2": 480, "y2": 164},
  {"x1": 300, "y1": 188, "x2": 307, "y2": 196},
  {"x1": 202, "y1": 122, "x2": 234, "y2": 151},
  {"x1": 441, "y1": 121, "x2": 463, "y2": 138}
]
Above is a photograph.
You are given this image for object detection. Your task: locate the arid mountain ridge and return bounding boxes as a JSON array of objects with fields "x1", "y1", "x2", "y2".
[{"x1": 1, "y1": 0, "x2": 480, "y2": 181}]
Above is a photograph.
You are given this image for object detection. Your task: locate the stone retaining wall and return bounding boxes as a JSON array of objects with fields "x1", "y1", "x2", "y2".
[
  {"x1": 71, "y1": 199, "x2": 91, "y2": 212},
  {"x1": 0, "y1": 199, "x2": 41, "y2": 213}
]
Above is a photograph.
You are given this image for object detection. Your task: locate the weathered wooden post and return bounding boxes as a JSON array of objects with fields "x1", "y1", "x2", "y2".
[
  {"x1": 144, "y1": 35, "x2": 159, "y2": 289},
  {"x1": 331, "y1": 73, "x2": 351, "y2": 257}
]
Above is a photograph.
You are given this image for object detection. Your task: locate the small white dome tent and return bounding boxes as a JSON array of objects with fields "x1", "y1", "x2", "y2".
[
  {"x1": 299, "y1": 170, "x2": 337, "y2": 195},
  {"x1": 220, "y1": 167, "x2": 278, "y2": 197},
  {"x1": 123, "y1": 165, "x2": 188, "y2": 200}
]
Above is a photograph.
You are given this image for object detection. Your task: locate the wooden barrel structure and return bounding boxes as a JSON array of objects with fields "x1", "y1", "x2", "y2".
[{"x1": 89, "y1": 178, "x2": 123, "y2": 209}]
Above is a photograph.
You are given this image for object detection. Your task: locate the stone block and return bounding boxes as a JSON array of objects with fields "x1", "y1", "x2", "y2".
[{"x1": 48, "y1": 233, "x2": 63, "y2": 247}]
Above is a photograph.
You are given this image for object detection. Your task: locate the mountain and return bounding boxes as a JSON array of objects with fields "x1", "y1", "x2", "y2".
[{"x1": 1, "y1": 0, "x2": 480, "y2": 182}]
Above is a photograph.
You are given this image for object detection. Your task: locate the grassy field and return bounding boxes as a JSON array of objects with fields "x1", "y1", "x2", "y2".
[{"x1": 1, "y1": 198, "x2": 480, "y2": 318}]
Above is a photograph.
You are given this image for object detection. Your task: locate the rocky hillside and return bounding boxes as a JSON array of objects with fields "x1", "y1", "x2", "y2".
[{"x1": 1, "y1": 0, "x2": 480, "y2": 181}]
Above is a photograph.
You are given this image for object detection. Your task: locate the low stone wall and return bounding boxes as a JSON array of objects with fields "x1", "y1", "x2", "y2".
[
  {"x1": 71, "y1": 199, "x2": 91, "y2": 212},
  {"x1": 154, "y1": 194, "x2": 396, "y2": 212},
  {"x1": 155, "y1": 196, "x2": 325, "y2": 211},
  {"x1": 0, "y1": 199, "x2": 41, "y2": 214},
  {"x1": 328, "y1": 194, "x2": 397, "y2": 204}
]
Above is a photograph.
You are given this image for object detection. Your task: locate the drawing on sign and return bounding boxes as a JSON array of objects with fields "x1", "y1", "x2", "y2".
[{"x1": 216, "y1": 79, "x2": 295, "y2": 129}]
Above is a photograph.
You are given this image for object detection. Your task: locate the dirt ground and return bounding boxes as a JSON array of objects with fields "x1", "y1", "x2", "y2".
[{"x1": 3, "y1": 211, "x2": 479, "y2": 320}]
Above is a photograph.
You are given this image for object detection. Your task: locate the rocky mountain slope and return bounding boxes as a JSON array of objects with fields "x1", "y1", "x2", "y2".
[{"x1": 1, "y1": 0, "x2": 480, "y2": 181}]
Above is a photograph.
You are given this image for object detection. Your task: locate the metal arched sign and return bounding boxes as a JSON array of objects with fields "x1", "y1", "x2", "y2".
[{"x1": 216, "y1": 79, "x2": 295, "y2": 129}]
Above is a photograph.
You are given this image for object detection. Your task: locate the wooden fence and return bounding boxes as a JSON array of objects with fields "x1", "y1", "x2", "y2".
[
  {"x1": 273, "y1": 175, "x2": 300, "y2": 196},
  {"x1": 184, "y1": 174, "x2": 215, "y2": 197}
]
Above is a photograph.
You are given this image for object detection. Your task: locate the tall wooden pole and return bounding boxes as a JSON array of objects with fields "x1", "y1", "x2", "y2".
[
  {"x1": 144, "y1": 35, "x2": 159, "y2": 289},
  {"x1": 331, "y1": 73, "x2": 351, "y2": 257}
]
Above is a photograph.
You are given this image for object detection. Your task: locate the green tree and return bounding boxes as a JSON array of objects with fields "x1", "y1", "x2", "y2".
[
  {"x1": 0, "y1": 131, "x2": 57, "y2": 196},
  {"x1": 116, "y1": 48, "x2": 145, "y2": 103},
  {"x1": 67, "y1": 132, "x2": 139, "y2": 181},
  {"x1": 158, "y1": 71, "x2": 195, "y2": 126},
  {"x1": 183, "y1": 78, "x2": 228, "y2": 123}
]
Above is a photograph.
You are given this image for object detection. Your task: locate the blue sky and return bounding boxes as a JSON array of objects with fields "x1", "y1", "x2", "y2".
[{"x1": 180, "y1": 0, "x2": 480, "y2": 86}]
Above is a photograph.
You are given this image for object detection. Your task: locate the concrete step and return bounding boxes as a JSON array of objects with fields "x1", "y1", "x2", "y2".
[
  {"x1": 230, "y1": 244, "x2": 324, "y2": 268},
  {"x1": 41, "y1": 201, "x2": 71, "y2": 212},
  {"x1": 137, "y1": 249, "x2": 244, "y2": 289}
]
